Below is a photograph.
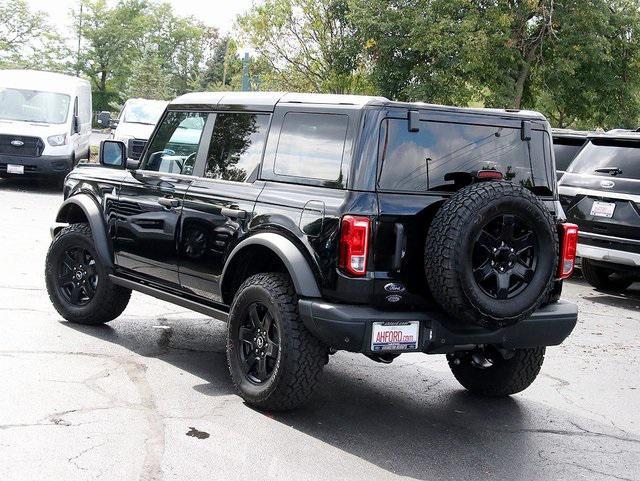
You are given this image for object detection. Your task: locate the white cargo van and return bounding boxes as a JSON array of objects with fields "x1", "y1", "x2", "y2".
[
  {"x1": 0, "y1": 70, "x2": 92, "y2": 178},
  {"x1": 98, "y1": 98, "x2": 167, "y2": 161}
]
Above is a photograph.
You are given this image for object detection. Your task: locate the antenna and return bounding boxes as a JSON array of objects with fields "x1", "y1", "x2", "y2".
[{"x1": 76, "y1": 2, "x2": 83, "y2": 77}]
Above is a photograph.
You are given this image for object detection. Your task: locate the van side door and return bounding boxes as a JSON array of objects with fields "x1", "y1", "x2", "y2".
[{"x1": 178, "y1": 112, "x2": 271, "y2": 302}]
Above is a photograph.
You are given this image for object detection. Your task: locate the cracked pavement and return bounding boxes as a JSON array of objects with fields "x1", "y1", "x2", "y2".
[{"x1": 0, "y1": 178, "x2": 639, "y2": 481}]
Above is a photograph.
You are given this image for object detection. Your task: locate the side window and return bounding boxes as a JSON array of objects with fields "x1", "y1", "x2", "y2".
[
  {"x1": 142, "y1": 111, "x2": 207, "y2": 175},
  {"x1": 378, "y1": 118, "x2": 550, "y2": 192},
  {"x1": 204, "y1": 113, "x2": 270, "y2": 182},
  {"x1": 274, "y1": 112, "x2": 348, "y2": 182}
]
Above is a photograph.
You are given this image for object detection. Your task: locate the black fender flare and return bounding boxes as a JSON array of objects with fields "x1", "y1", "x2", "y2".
[
  {"x1": 220, "y1": 232, "x2": 322, "y2": 299},
  {"x1": 54, "y1": 194, "x2": 114, "y2": 270}
]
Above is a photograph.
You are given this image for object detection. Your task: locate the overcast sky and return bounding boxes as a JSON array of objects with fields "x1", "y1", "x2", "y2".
[{"x1": 25, "y1": 0, "x2": 257, "y2": 36}]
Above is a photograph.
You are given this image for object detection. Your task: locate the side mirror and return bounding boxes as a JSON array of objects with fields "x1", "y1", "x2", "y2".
[
  {"x1": 96, "y1": 111, "x2": 112, "y2": 128},
  {"x1": 73, "y1": 115, "x2": 81, "y2": 134},
  {"x1": 126, "y1": 159, "x2": 140, "y2": 170},
  {"x1": 99, "y1": 140, "x2": 127, "y2": 169},
  {"x1": 109, "y1": 118, "x2": 120, "y2": 129}
]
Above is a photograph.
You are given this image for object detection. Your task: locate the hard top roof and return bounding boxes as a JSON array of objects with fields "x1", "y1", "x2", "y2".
[
  {"x1": 552, "y1": 128, "x2": 592, "y2": 138},
  {"x1": 169, "y1": 91, "x2": 547, "y2": 120},
  {"x1": 0, "y1": 69, "x2": 90, "y2": 95},
  {"x1": 587, "y1": 130, "x2": 640, "y2": 142}
]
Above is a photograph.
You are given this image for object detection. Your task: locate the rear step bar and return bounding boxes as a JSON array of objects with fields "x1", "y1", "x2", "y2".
[{"x1": 109, "y1": 275, "x2": 229, "y2": 322}]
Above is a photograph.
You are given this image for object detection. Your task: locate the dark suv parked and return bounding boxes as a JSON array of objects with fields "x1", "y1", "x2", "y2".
[
  {"x1": 559, "y1": 132, "x2": 640, "y2": 291},
  {"x1": 551, "y1": 128, "x2": 589, "y2": 180},
  {"x1": 45, "y1": 92, "x2": 578, "y2": 410}
]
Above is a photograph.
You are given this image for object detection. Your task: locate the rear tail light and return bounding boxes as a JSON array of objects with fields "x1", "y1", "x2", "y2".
[
  {"x1": 558, "y1": 223, "x2": 579, "y2": 279},
  {"x1": 339, "y1": 215, "x2": 370, "y2": 277}
]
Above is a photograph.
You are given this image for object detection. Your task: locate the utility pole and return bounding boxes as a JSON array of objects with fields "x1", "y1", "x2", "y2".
[
  {"x1": 222, "y1": 39, "x2": 228, "y2": 86},
  {"x1": 76, "y1": 2, "x2": 83, "y2": 77},
  {"x1": 242, "y1": 52, "x2": 250, "y2": 91}
]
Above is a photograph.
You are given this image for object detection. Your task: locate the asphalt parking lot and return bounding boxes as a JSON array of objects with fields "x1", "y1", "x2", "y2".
[{"x1": 0, "y1": 178, "x2": 638, "y2": 481}]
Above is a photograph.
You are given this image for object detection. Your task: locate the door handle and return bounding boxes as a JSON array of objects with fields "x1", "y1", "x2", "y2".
[
  {"x1": 221, "y1": 207, "x2": 247, "y2": 219},
  {"x1": 158, "y1": 197, "x2": 181, "y2": 208}
]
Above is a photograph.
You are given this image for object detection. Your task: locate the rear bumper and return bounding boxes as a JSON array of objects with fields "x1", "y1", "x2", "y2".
[
  {"x1": 578, "y1": 242, "x2": 640, "y2": 267},
  {"x1": 0, "y1": 153, "x2": 73, "y2": 176},
  {"x1": 298, "y1": 299, "x2": 578, "y2": 354}
]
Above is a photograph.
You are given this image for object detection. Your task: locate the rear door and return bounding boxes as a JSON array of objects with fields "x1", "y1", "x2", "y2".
[
  {"x1": 255, "y1": 105, "x2": 363, "y2": 303},
  {"x1": 178, "y1": 111, "x2": 271, "y2": 302},
  {"x1": 113, "y1": 110, "x2": 208, "y2": 286},
  {"x1": 559, "y1": 138, "x2": 640, "y2": 242}
]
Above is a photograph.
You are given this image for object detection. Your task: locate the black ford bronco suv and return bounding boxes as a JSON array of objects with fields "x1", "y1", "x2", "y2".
[
  {"x1": 45, "y1": 92, "x2": 579, "y2": 410},
  {"x1": 559, "y1": 132, "x2": 640, "y2": 291}
]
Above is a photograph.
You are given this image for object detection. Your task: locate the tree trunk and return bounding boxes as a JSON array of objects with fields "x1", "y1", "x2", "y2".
[
  {"x1": 99, "y1": 70, "x2": 107, "y2": 92},
  {"x1": 513, "y1": 43, "x2": 539, "y2": 109}
]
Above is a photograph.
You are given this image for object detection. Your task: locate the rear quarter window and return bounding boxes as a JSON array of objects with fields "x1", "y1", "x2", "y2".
[
  {"x1": 378, "y1": 118, "x2": 551, "y2": 193},
  {"x1": 273, "y1": 112, "x2": 348, "y2": 182},
  {"x1": 553, "y1": 138, "x2": 586, "y2": 171}
]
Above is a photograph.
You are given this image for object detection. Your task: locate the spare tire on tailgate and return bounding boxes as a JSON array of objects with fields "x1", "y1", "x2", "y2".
[{"x1": 425, "y1": 182, "x2": 558, "y2": 329}]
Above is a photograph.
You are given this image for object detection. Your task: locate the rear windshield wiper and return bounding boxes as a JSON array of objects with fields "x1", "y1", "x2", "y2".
[{"x1": 594, "y1": 167, "x2": 623, "y2": 176}]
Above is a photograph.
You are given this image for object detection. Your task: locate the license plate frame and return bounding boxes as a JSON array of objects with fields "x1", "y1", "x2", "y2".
[
  {"x1": 7, "y1": 164, "x2": 24, "y2": 175},
  {"x1": 590, "y1": 200, "x2": 616, "y2": 218},
  {"x1": 371, "y1": 321, "x2": 421, "y2": 352}
]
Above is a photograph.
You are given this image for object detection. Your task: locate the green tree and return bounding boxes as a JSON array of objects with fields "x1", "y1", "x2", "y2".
[
  {"x1": 237, "y1": 0, "x2": 372, "y2": 93},
  {"x1": 199, "y1": 35, "x2": 240, "y2": 89},
  {"x1": 144, "y1": 3, "x2": 219, "y2": 95},
  {"x1": 0, "y1": 0, "x2": 69, "y2": 71},
  {"x1": 0, "y1": 0, "x2": 46, "y2": 60},
  {"x1": 124, "y1": 49, "x2": 171, "y2": 100},
  {"x1": 534, "y1": 0, "x2": 640, "y2": 129},
  {"x1": 349, "y1": 0, "x2": 482, "y2": 105},
  {"x1": 74, "y1": 0, "x2": 148, "y2": 109}
]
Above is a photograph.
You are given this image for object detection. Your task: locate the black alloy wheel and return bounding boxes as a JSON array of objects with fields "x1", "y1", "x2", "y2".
[
  {"x1": 57, "y1": 247, "x2": 98, "y2": 306},
  {"x1": 471, "y1": 214, "x2": 538, "y2": 300},
  {"x1": 425, "y1": 181, "x2": 558, "y2": 327},
  {"x1": 226, "y1": 273, "x2": 327, "y2": 411},
  {"x1": 238, "y1": 302, "x2": 280, "y2": 384}
]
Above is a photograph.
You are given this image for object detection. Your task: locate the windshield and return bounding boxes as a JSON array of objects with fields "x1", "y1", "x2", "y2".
[
  {"x1": 567, "y1": 139, "x2": 640, "y2": 180},
  {"x1": 0, "y1": 88, "x2": 70, "y2": 124},
  {"x1": 122, "y1": 101, "x2": 166, "y2": 125}
]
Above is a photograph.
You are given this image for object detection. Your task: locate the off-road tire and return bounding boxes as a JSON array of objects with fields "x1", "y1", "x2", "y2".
[
  {"x1": 581, "y1": 259, "x2": 634, "y2": 292},
  {"x1": 227, "y1": 273, "x2": 327, "y2": 411},
  {"x1": 425, "y1": 182, "x2": 558, "y2": 328},
  {"x1": 45, "y1": 223, "x2": 131, "y2": 324},
  {"x1": 448, "y1": 347, "x2": 545, "y2": 396}
]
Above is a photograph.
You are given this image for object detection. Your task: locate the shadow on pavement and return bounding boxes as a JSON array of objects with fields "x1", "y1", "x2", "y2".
[
  {"x1": 0, "y1": 176, "x2": 64, "y2": 195},
  {"x1": 62, "y1": 317, "x2": 236, "y2": 397},
  {"x1": 582, "y1": 290, "x2": 640, "y2": 310},
  {"x1": 60, "y1": 311, "x2": 640, "y2": 480},
  {"x1": 63, "y1": 316, "x2": 538, "y2": 480},
  {"x1": 270, "y1": 367, "x2": 533, "y2": 480},
  {"x1": 568, "y1": 276, "x2": 640, "y2": 310}
]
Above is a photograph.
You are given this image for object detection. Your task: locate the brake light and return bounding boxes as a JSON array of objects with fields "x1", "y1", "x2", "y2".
[
  {"x1": 476, "y1": 170, "x2": 503, "y2": 180},
  {"x1": 558, "y1": 223, "x2": 579, "y2": 279},
  {"x1": 339, "y1": 215, "x2": 370, "y2": 277}
]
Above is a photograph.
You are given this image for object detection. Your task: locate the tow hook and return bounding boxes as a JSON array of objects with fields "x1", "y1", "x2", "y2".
[{"x1": 365, "y1": 353, "x2": 400, "y2": 364}]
